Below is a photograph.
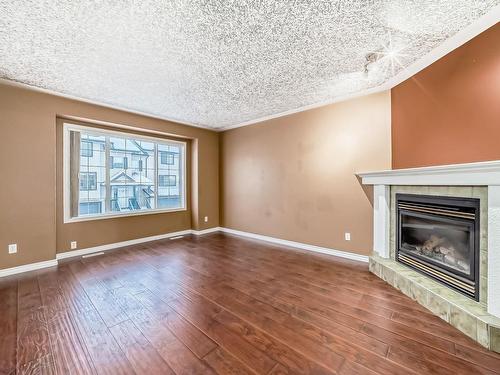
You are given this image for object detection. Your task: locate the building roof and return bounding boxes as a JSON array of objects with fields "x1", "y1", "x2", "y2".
[{"x1": 109, "y1": 171, "x2": 153, "y2": 185}]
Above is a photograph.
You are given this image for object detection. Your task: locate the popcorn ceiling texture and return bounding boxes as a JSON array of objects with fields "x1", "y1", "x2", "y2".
[{"x1": 0, "y1": 1, "x2": 498, "y2": 128}]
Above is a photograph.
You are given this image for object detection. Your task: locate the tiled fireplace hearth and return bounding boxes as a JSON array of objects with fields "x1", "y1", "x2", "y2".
[{"x1": 358, "y1": 161, "x2": 500, "y2": 353}]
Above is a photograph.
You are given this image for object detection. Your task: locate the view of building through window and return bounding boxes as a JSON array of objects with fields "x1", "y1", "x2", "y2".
[{"x1": 70, "y1": 125, "x2": 185, "y2": 218}]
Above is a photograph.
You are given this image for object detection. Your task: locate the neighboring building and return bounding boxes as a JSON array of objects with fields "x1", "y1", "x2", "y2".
[{"x1": 78, "y1": 134, "x2": 182, "y2": 215}]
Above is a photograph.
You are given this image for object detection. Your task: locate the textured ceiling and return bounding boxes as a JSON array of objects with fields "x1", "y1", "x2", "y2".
[{"x1": 0, "y1": 1, "x2": 498, "y2": 129}]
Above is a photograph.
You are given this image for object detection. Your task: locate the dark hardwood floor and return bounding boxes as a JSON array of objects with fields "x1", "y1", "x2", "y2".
[{"x1": 1, "y1": 233, "x2": 500, "y2": 374}]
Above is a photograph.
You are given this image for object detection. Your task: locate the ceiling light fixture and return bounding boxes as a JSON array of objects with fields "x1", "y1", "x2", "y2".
[
  {"x1": 379, "y1": 33, "x2": 408, "y2": 75},
  {"x1": 364, "y1": 33, "x2": 409, "y2": 76}
]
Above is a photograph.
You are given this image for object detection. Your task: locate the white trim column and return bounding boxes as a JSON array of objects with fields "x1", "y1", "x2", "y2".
[
  {"x1": 488, "y1": 186, "x2": 500, "y2": 318},
  {"x1": 373, "y1": 184, "x2": 390, "y2": 258}
]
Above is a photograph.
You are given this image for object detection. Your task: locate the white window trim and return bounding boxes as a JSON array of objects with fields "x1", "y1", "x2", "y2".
[{"x1": 63, "y1": 122, "x2": 187, "y2": 223}]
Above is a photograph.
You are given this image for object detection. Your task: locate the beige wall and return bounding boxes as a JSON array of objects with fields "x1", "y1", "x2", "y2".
[
  {"x1": 0, "y1": 83, "x2": 389, "y2": 271},
  {"x1": 220, "y1": 91, "x2": 391, "y2": 255},
  {"x1": 0, "y1": 83, "x2": 219, "y2": 270}
]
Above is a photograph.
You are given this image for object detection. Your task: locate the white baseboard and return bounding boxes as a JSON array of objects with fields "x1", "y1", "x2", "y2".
[
  {"x1": 192, "y1": 227, "x2": 222, "y2": 236},
  {"x1": 56, "y1": 226, "x2": 222, "y2": 260},
  {"x1": 1, "y1": 225, "x2": 366, "y2": 278},
  {"x1": 56, "y1": 229, "x2": 194, "y2": 260},
  {"x1": 219, "y1": 227, "x2": 369, "y2": 263},
  {"x1": 0, "y1": 259, "x2": 59, "y2": 278},
  {"x1": 56, "y1": 225, "x2": 368, "y2": 263}
]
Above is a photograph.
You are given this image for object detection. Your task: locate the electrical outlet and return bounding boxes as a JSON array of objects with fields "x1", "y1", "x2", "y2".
[
  {"x1": 204, "y1": 216, "x2": 208, "y2": 223},
  {"x1": 345, "y1": 233, "x2": 351, "y2": 241},
  {"x1": 70, "y1": 241, "x2": 78, "y2": 250},
  {"x1": 8, "y1": 244, "x2": 17, "y2": 254}
]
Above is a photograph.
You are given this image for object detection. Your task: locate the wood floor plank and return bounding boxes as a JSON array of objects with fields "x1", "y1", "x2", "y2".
[
  {"x1": 134, "y1": 289, "x2": 218, "y2": 358},
  {"x1": 205, "y1": 239, "x2": 417, "y2": 307},
  {"x1": 131, "y1": 307, "x2": 218, "y2": 374},
  {"x1": 77, "y1": 277, "x2": 129, "y2": 328},
  {"x1": 61, "y1": 264, "x2": 136, "y2": 375},
  {"x1": 129, "y1": 268, "x2": 334, "y2": 374},
  {"x1": 162, "y1": 241, "x2": 431, "y2": 325},
  {"x1": 214, "y1": 267, "x2": 457, "y2": 354},
  {"x1": 109, "y1": 285, "x2": 217, "y2": 375},
  {"x1": 3, "y1": 233, "x2": 500, "y2": 375},
  {"x1": 187, "y1": 243, "x2": 433, "y2": 319},
  {"x1": 140, "y1": 265, "x2": 341, "y2": 373},
  {"x1": 0, "y1": 281, "x2": 17, "y2": 375},
  {"x1": 212, "y1": 291, "x2": 406, "y2": 375},
  {"x1": 168, "y1": 295, "x2": 278, "y2": 374},
  {"x1": 16, "y1": 277, "x2": 54, "y2": 373},
  {"x1": 455, "y1": 344, "x2": 500, "y2": 373},
  {"x1": 17, "y1": 353, "x2": 55, "y2": 375},
  {"x1": 159, "y1": 263, "x2": 392, "y2": 360},
  {"x1": 109, "y1": 319, "x2": 175, "y2": 375},
  {"x1": 135, "y1": 238, "x2": 500, "y2": 374},
  {"x1": 155, "y1": 264, "x2": 388, "y2": 373},
  {"x1": 267, "y1": 363, "x2": 291, "y2": 375},
  {"x1": 38, "y1": 272, "x2": 96, "y2": 375},
  {"x1": 214, "y1": 307, "x2": 335, "y2": 374},
  {"x1": 193, "y1": 256, "x2": 494, "y2": 373},
  {"x1": 360, "y1": 321, "x2": 495, "y2": 375},
  {"x1": 161, "y1": 236, "x2": 500, "y2": 374},
  {"x1": 337, "y1": 360, "x2": 380, "y2": 375},
  {"x1": 203, "y1": 347, "x2": 254, "y2": 375},
  {"x1": 390, "y1": 310, "x2": 489, "y2": 349}
]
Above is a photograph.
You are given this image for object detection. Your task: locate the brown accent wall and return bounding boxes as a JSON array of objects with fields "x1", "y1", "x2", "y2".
[
  {"x1": 0, "y1": 83, "x2": 219, "y2": 270},
  {"x1": 220, "y1": 91, "x2": 391, "y2": 255},
  {"x1": 392, "y1": 23, "x2": 500, "y2": 169}
]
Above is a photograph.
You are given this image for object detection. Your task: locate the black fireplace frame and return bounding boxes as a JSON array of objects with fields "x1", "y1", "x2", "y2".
[{"x1": 396, "y1": 193, "x2": 480, "y2": 301}]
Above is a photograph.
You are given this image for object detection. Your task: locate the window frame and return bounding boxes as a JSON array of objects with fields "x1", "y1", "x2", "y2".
[{"x1": 63, "y1": 122, "x2": 187, "y2": 223}]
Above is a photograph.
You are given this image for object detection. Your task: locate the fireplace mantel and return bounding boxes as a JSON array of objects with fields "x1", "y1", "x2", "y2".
[
  {"x1": 358, "y1": 159, "x2": 500, "y2": 186},
  {"x1": 357, "y1": 160, "x2": 500, "y2": 337}
]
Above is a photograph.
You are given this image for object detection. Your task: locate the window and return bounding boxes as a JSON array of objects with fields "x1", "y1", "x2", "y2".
[
  {"x1": 159, "y1": 175, "x2": 176, "y2": 187},
  {"x1": 80, "y1": 172, "x2": 97, "y2": 191},
  {"x1": 64, "y1": 123, "x2": 186, "y2": 221},
  {"x1": 81, "y1": 140, "x2": 93, "y2": 157},
  {"x1": 111, "y1": 156, "x2": 128, "y2": 169},
  {"x1": 160, "y1": 151, "x2": 175, "y2": 165}
]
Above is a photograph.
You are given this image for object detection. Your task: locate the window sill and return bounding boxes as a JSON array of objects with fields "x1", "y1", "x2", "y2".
[{"x1": 63, "y1": 206, "x2": 187, "y2": 224}]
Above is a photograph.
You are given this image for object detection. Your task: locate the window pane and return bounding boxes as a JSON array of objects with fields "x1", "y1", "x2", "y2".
[
  {"x1": 157, "y1": 143, "x2": 183, "y2": 209},
  {"x1": 81, "y1": 140, "x2": 93, "y2": 157},
  {"x1": 109, "y1": 136, "x2": 157, "y2": 213},
  {"x1": 78, "y1": 134, "x2": 106, "y2": 216},
  {"x1": 79, "y1": 172, "x2": 97, "y2": 190}
]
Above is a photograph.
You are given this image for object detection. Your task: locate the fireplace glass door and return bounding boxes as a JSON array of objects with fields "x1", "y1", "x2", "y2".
[{"x1": 396, "y1": 194, "x2": 479, "y2": 300}]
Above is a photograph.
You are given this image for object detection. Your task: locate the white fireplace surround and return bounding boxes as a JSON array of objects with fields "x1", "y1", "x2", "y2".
[{"x1": 358, "y1": 160, "x2": 500, "y2": 319}]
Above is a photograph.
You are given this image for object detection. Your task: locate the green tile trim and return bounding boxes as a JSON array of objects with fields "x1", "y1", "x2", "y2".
[{"x1": 369, "y1": 255, "x2": 499, "y2": 353}]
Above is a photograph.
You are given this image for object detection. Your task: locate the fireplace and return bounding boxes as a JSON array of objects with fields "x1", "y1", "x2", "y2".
[{"x1": 396, "y1": 194, "x2": 480, "y2": 300}]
